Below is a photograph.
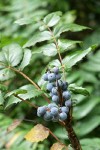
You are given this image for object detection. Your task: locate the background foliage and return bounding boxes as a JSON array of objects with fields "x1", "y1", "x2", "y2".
[{"x1": 0, "y1": 0, "x2": 100, "y2": 149}]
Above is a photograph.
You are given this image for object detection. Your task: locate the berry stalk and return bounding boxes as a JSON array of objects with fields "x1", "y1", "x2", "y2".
[{"x1": 65, "y1": 109, "x2": 82, "y2": 150}]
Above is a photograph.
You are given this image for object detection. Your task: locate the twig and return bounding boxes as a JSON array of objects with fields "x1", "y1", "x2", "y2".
[
  {"x1": 14, "y1": 94, "x2": 38, "y2": 108},
  {"x1": 46, "y1": 128, "x2": 63, "y2": 145},
  {"x1": 9, "y1": 66, "x2": 50, "y2": 103},
  {"x1": 42, "y1": 21, "x2": 66, "y2": 80}
]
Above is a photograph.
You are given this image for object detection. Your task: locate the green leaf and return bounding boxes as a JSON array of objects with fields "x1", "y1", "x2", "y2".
[
  {"x1": 73, "y1": 97, "x2": 100, "y2": 119},
  {"x1": 49, "y1": 59, "x2": 61, "y2": 67},
  {"x1": 5, "y1": 95, "x2": 20, "y2": 108},
  {"x1": 14, "y1": 10, "x2": 48, "y2": 26},
  {"x1": 14, "y1": 17, "x2": 33, "y2": 25},
  {"x1": 54, "y1": 127, "x2": 68, "y2": 140},
  {"x1": 1, "y1": 43, "x2": 23, "y2": 67},
  {"x1": 58, "y1": 39, "x2": 82, "y2": 53},
  {"x1": 75, "y1": 114, "x2": 100, "y2": 136},
  {"x1": 0, "y1": 84, "x2": 8, "y2": 91},
  {"x1": 19, "y1": 84, "x2": 43, "y2": 100},
  {"x1": 63, "y1": 45, "x2": 97, "y2": 69},
  {"x1": 0, "y1": 91, "x2": 4, "y2": 105},
  {"x1": 89, "y1": 50, "x2": 100, "y2": 64},
  {"x1": 0, "y1": 68, "x2": 15, "y2": 81},
  {"x1": 82, "y1": 61, "x2": 100, "y2": 72},
  {"x1": 81, "y1": 138, "x2": 100, "y2": 149},
  {"x1": 69, "y1": 84, "x2": 89, "y2": 96},
  {"x1": 19, "y1": 49, "x2": 32, "y2": 70},
  {"x1": 5, "y1": 84, "x2": 43, "y2": 108},
  {"x1": 43, "y1": 11, "x2": 62, "y2": 27},
  {"x1": 33, "y1": 43, "x2": 57, "y2": 56},
  {"x1": 23, "y1": 31, "x2": 52, "y2": 48},
  {"x1": 53, "y1": 23, "x2": 90, "y2": 37},
  {"x1": 5, "y1": 89, "x2": 27, "y2": 98}
]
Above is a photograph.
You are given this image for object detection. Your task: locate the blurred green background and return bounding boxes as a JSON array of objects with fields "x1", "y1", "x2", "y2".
[{"x1": 0, "y1": 0, "x2": 100, "y2": 149}]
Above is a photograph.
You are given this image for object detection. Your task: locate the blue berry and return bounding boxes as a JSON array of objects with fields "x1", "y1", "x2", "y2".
[
  {"x1": 53, "y1": 67, "x2": 59, "y2": 74},
  {"x1": 44, "y1": 111, "x2": 53, "y2": 121},
  {"x1": 43, "y1": 73, "x2": 48, "y2": 81},
  {"x1": 59, "y1": 112, "x2": 67, "y2": 121},
  {"x1": 48, "y1": 103, "x2": 57, "y2": 108},
  {"x1": 52, "y1": 95, "x2": 59, "y2": 103},
  {"x1": 51, "y1": 107, "x2": 58, "y2": 116},
  {"x1": 62, "y1": 82, "x2": 68, "y2": 90},
  {"x1": 65, "y1": 99, "x2": 72, "y2": 107},
  {"x1": 57, "y1": 80, "x2": 63, "y2": 87},
  {"x1": 37, "y1": 106, "x2": 46, "y2": 116},
  {"x1": 50, "y1": 92, "x2": 53, "y2": 97},
  {"x1": 47, "y1": 83, "x2": 54, "y2": 91},
  {"x1": 52, "y1": 87, "x2": 58, "y2": 95},
  {"x1": 61, "y1": 106, "x2": 69, "y2": 113},
  {"x1": 52, "y1": 115, "x2": 59, "y2": 122},
  {"x1": 63, "y1": 91, "x2": 71, "y2": 100},
  {"x1": 56, "y1": 74, "x2": 61, "y2": 80},
  {"x1": 48, "y1": 73, "x2": 56, "y2": 82}
]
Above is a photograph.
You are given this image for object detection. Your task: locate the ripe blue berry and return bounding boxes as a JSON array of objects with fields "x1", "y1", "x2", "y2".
[
  {"x1": 43, "y1": 73, "x2": 48, "y2": 81},
  {"x1": 37, "y1": 106, "x2": 46, "y2": 116},
  {"x1": 52, "y1": 95, "x2": 59, "y2": 103},
  {"x1": 48, "y1": 103, "x2": 57, "y2": 108},
  {"x1": 51, "y1": 107, "x2": 58, "y2": 116},
  {"x1": 62, "y1": 82, "x2": 68, "y2": 90},
  {"x1": 57, "y1": 80, "x2": 63, "y2": 87},
  {"x1": 65, "y1": 99, "x2": 72, "y2": 107},
  {"x1": 63, "y1": 91, "x2": 71, "y2": 100},
  {"x1": 61, "y1": 106, "x2": 69, "y2": 113},
  {"x1": 48, "y1": 73, "x2": 56, "y2": 82},
  {"x1": 52, "y1": 87, "x2": 58, "y2": 95},
  {"x1": 53, "y1": 67, "x2": 59, "y2": 74},
  {"x1": 56, "y1": 73, "x2": 61, "y2": 80},
  {"x1": 59, "y1": 112, "x2": 67, "y2": 121},
  {"x1": 47, "y1": 83, "x2": 54, "y2": 91},
  {"x1": 44, "y1": 111, "x2": 53, "y2": 121}
]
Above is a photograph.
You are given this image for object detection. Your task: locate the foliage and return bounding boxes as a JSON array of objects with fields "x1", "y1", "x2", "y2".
[{"x1": 0, "y1": 0, "x2": 100, "y2": 150}]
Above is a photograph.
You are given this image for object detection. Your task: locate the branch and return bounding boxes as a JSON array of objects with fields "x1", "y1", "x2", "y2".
[
  {"x1": 14, "y1": 94, "x2": 38, "y2": 108},
  {"x1": 46, "y1": 127, "x2": 66, "y2": 147},
  {"x1": 64, "y1": 107, "x2": 82, "y2": 150},
  {"x1": 9, "y1": 66, "x2": 50, "y2": 103}
]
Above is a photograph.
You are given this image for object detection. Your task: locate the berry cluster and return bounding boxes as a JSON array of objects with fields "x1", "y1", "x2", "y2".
[{"x1": 37, "y1": 67, "x2": 72, "y2": 122}]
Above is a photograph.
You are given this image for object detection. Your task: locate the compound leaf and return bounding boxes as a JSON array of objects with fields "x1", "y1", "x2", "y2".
[{"x1": 19, "y1": 49, "x2": 32, "y2": 70}]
